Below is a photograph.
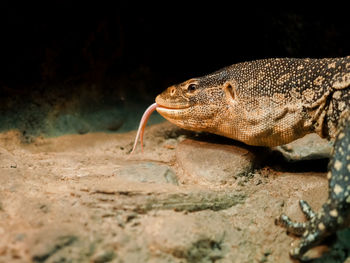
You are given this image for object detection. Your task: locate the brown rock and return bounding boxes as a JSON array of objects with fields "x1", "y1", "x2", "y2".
[{"x1": 176, "y1": 139, "x2": 256, "y2": 186}]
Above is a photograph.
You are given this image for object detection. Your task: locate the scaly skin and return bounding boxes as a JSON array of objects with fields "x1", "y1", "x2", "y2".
[{"x1": 155, "y1": 57, "x2": 350, "y2": 260}]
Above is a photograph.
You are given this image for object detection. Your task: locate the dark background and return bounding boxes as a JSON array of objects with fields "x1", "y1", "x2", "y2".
[{"x1": 1, "y1": 3, "x2": 350, "y2": 138}]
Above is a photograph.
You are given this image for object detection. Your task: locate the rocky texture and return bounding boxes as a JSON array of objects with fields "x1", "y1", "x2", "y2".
[{"x1": 0, "y1": 122, "x2": 349, "y2": 263}]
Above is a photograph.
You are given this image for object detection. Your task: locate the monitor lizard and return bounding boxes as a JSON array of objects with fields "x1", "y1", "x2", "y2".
[{"x1": 131, "y1": 56, "x2": 350, "y2": 260}]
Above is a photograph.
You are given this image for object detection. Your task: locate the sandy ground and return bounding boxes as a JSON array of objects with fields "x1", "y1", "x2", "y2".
[{"x1": 0, "y1": 122, "x2": 349, "y2": 263}]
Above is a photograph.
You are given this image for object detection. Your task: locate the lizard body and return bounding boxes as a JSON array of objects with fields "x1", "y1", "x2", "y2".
[{"x1": 152, "y1": 56, "x2": 350, "y2": 260}]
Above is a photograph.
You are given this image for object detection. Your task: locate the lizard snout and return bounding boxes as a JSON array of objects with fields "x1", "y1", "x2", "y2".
[{"x1": 155, "y1": 86, "x2": 190, "y2": 109}]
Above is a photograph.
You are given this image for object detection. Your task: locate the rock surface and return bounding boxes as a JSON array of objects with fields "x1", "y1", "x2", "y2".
[
  {"x1": 176, "y1": 139, "x2": 256, "y2": 186},
  {"x1": 274, "y1": 133, "x2": 333, "y2": 161},
  {"x1": 0, "y1": 122, "x2": 349, "y2": 263}
]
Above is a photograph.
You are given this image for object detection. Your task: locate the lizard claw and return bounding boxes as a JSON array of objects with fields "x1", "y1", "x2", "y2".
[{"x1": 298, "y1": 200, "x2": 316, "y2": 220}]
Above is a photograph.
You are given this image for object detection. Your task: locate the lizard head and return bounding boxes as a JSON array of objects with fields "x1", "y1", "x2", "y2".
[{"x1": 155, "y1": 74, "x2": 230, "y2": 133}]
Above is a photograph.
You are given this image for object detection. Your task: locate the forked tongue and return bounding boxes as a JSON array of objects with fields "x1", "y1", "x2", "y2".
[{"x1": 130, "y1": 103, "x2": 158, "y2": 155}]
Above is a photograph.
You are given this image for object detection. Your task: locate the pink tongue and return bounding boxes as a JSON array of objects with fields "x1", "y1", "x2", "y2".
[{"x1": 130, "y1": 103, "x2": 158, "y2": 155}]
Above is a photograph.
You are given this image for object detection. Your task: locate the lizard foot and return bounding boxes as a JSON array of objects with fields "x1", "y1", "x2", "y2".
[{"x1": 275, "y1": 200, "x2": 336, "y2": 260}]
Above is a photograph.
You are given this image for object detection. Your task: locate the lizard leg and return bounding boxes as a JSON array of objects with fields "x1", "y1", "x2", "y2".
[{"x1": 276, "y1": 113, "x2": 350, "y2": 260}]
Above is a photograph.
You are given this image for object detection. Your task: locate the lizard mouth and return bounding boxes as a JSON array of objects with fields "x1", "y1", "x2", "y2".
[
  {"x1": 155, "y1": 105, "x2": 190, "y2": 117},
  {"x1": 155, "y1": 95, "x2": 190, "y2": 112},
  {"x1": 156, "y1": 105, "x2": 189, "y2": 110}
]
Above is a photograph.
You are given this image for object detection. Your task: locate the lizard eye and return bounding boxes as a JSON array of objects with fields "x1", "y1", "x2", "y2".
[{"x1": 187, "y1": 84, "x2": 197, "y2": 93}]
